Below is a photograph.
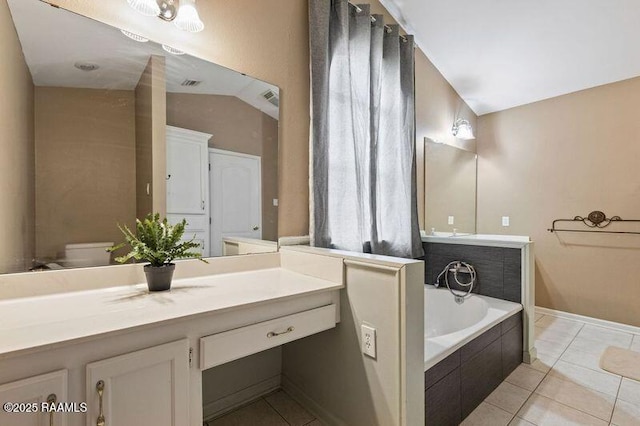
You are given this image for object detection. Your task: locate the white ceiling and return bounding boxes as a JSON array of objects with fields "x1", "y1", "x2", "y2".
[
  {"x1": 380, "y1": 0, "x2": 640, "y2": 115},
  {"x1": 7, "y1": 0, "x2": 279, "y2": 119}
]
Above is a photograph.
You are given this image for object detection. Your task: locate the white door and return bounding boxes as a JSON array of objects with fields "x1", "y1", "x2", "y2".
[
  {"x1": 209, "y1": 149, "x2": 262, "y2": 257},
  {"x1": 0, "y1": 370, "x2": 68, "y2": 426},
  {"x1": 166, "y1": 135, "x2": 207, "y2": 215},
  {"x1": 86, "y1": 339, "x2": 190, "y2": 426}
]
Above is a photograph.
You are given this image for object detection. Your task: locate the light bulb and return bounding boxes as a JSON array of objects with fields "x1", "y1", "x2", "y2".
[
  {"x1": 121, "y1": 30, "x2": 149, "y2": 43},
  {"x1": 162, "y1": 44, "x2": 185, "y2": 55},
  {"x1": 127, "y1": 0, "x2": 161, "y2": 17},
  {"x1": 452, "y1": 119, "x2": 475, "y2": 140},
  {"x1": 174, "y1": 0, "x2": 204, "y2": 32}
]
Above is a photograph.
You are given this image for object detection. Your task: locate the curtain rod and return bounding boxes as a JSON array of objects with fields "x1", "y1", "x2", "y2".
[{"x1": 347, "y1": 1, "x2": 409, "y2": 42}]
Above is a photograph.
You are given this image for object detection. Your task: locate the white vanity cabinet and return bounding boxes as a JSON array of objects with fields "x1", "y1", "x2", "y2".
[
  {"x1": 85, "y1": 339, "x2": 190, "y2": 426},
  {"x1": 0, "y1": 370, "x2": 68, "y2": 426},
  {"x1": 166, "y1": 125, "x2": 212, "y2": 256}
]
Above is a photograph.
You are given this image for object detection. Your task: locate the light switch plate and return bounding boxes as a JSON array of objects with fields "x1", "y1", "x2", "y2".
[
  {"x1": 502, "y1": 216, "x2": 510, "y2": 227},
  {"x1": 361, "y1": 324, "x2": 377, "y2": 359},
  {"x1": 448, "y1": 216, "x2": 455, "y2": 225},
  {"x1": 273, "y1": 198, "x2": 279, "y2": 207}
]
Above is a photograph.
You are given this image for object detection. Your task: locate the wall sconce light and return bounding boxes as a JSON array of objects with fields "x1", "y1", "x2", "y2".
[
  {"x1": 127, "y1": 0, "x2": 204, "y2": 32},
  {"x1": 451, "y1": 118, "x2": 475, "y2": 140}
]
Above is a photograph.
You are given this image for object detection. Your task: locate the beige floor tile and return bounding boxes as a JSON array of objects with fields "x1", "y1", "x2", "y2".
[
  {"x1": 568, "y1": 336, "x2": 628, "y2": 357},
  {"x1": 517, "y1": 394, "x2": 608, "y2": 426},
  {"x1": 536, "y1": 316, "x2": 583, "y2": 335},
  {"x1": 304, "y1": 420, "x2": 323, "y2": 426},
  {"x1": 536, "y1": 339, "x2": 570, "y2": 358},
  {"x1": 509, "y1": 417, "x2": 536, "y2": 426},
  {"x1": 561, "y1": 346, "x2": 622, "y2": 376},
  {"x1": 461, "y1": 402, "x2": 513, "y2": 426},
  {"x1": 264, "y1": 390, "x2": 315, "y2": 426},
  {"x1": 536, "y1": 325, "x2": 578, "y2": 346},
  {"x1": 485, "y1": 382, "x2": 532, "y2": 414},
  {"x1": 535, "y1": 313, "x2": 544, "y2": 322},
  {"x1": 506, "y1": 364, "x2": 546, "y2": 391},
  {"x1": 208, "y1": 399, "x2": 288, "y2": 426},
  {"x1": 535, "y1": 375, "x2": 615, "y2": 421},
  {"x1": 611, "y1": 399, "x2": 640, "y2": 426},
  {"x1": 618, "y1": 378, "x2": 640, "y2": 406},
  {"x1": 550, "y1": 360, "x2": 621, "y2": 396},
  {"x1": 577, "y1": 325, "x2": 633, "y2": 348},
  {"x1": 529, "y1": 352, "x2": 558, "y2": 373}
]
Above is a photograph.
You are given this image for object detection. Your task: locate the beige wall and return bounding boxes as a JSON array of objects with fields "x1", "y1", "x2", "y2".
[
  {"x1": 135, "y1": 55, "x2": 167, "y2": 219},
  {"x1": 0, "y1": 0, "x2": 35, "y2": 273},
  {"x1": 46, "y1": 0, "x2": 472, "y2": 237},
  {"x1": 34, "y1": 87, "x2": 136, "y2": 260},
  {"x1": 166, "y1": 93, "x2": 279, "y2": 241},
  {"x1": 477, "y1": 76, "x2": 640, "y2": 327}
]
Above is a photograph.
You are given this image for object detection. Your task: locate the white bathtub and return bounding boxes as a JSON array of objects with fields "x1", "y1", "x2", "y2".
[{"x1": 424, "y1": 285, "x2": 522, "y2": 370}]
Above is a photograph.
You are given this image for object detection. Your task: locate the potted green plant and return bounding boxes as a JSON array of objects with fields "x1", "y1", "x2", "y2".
[{"x1": 109, "y1": 213, "x2": 206, "y2": 291}]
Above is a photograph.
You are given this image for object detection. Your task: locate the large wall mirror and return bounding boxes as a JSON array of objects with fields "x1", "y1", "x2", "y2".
[
  {"x1": 2, "y1": 0, "x2": 279, "y2": 274},
  {"x1": 424, "y1": 138, "x2": 477, "y2": 235}
]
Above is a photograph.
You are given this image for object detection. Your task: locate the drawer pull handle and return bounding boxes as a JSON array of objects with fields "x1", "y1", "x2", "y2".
[
  {"x1": 47, "y1": 394, "x2": 56, "y2": 426},
  {"x1": 96, "y1": 380, "x2": 105, "y2": 426},
  {"x1": 267, "y1": 326, "x2": 295, "y2": 338}
]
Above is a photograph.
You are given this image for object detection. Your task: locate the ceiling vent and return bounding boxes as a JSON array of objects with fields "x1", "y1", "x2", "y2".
[
  {"x1": 181, "y1": 79, "x2": 201, "y2": 87},
  {"x1": 261, "y1": 89, "x2": 279, "y2": 107}
]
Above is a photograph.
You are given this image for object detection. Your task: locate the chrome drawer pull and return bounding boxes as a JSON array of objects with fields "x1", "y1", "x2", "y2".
[
  {"x1": 96, "y1": 380, "x2": 105, "y2": 426},
  {"x1": 267, "y1": 326, "x2": 294, "y2": 338},
  {"x1": 47, "y1": 394, "x2": 56, "y2": 426}
]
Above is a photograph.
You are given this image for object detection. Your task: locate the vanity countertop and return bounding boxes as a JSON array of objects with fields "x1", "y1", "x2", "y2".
[{"x1": 0, "y1": 267, "x2": 343, "y2": 359}]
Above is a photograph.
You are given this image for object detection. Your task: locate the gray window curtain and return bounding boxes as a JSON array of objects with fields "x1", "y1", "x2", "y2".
[{"x1": 309, "y1": 0, "x2": 423, "y2": 259}]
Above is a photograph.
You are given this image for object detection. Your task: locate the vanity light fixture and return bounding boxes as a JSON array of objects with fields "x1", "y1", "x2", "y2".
[
  {"x1": 120, "y1": 29, "x2": 149, "y2": 42},
  {"x1": 126, "y1": 0, "x2": 161, "y2": 17},
  {"x1": 162, "y1": 44, "x2": 185, "y2": 55},
  {"x1": 127, "y1": 0, "x2": 204, "y2": 33},
  {"x1": 451, "y1": 118, "x2": 475, "y2": 140}
]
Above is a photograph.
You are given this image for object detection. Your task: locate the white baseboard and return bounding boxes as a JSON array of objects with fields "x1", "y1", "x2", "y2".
[
  {"x1": 203, "y1": 375, "x2": 281, "y2": 421},
  {"x1": 281, "y1": 374, "x2": 345, "y2": 426},
  {"x1": 536, "y1": 306, "x2": 640, "y2": 335}
]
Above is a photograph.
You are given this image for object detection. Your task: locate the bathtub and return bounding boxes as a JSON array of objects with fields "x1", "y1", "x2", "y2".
[{"x1": 424, "y1": 285, "x2": 523, "y2": 370}]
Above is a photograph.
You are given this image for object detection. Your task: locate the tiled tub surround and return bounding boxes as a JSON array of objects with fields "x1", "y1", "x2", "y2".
[
  {"x1": 424, "y1": 286, "x2": 523, "y2": 369},
  {"x1": 425, "y1": 307, "x2": 523, "y2": 425},
  {"x1": 423, "y1": 241, "x2": 522, "y2": 303},
  {"x1": 421, "y1": 234, "x2": 536, "y2": 365}
]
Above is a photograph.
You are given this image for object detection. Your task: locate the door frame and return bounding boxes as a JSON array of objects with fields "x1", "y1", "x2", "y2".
[{"x1": 208, "y1": 148, "x2": 262, "y2": 255}]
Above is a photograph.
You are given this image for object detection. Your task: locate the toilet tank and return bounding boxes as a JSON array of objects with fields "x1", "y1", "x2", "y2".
[{"x1": 64, "y1": 242, "x2": 114, "y2": 268}]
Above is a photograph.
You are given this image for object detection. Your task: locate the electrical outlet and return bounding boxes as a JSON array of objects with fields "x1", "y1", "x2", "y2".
[
  {"x1": 502, "y1": 216, "x2": 510, "y2": 227},
  {"x1": 448, "y1": 216, "x2": 455, "y2": 225},
  {"x1": 361, "y1": 324, "x2": 377, "y2": 359}
]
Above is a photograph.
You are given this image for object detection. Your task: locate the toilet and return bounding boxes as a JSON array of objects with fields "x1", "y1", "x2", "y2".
[{"x1": 64, "y1": 242, "x2": 114, "y2": 268}]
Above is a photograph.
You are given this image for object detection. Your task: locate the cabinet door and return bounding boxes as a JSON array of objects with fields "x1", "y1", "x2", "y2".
[
  {"x1": 167, "y1": 137, "x2": 207, "y2": 215},
  {"x1": 86, "y1": 339, "x2": 189, "y2": 426},
  {"x1": 0, "y1": 370, "x2": 68, "y2": 426}
]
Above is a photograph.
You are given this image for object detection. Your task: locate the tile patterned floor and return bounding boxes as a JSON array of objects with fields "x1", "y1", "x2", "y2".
[
  {"x1": 204, "y1": 390, "x2": 321, "y2": 426},
  {"x1": 462, "y1": 313, "x2": 640, "y2": 426}
]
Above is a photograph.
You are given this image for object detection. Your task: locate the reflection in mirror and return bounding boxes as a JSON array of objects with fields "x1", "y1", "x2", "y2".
[
  {"x1": 2, "y1": 0, "x2": 279, "y2": 273},
  {"x1": 424, "y1": 138, "x2": 477, "y2": 235}
]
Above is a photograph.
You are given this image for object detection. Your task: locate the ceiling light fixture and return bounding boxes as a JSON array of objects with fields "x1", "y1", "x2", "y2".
[
  {"x1": 127, "y1": 0, "x2": 204, "y2": 33},
  {"x1": 120, "y1": 29, "x2": 149, "y2": 42},
  {"x1": 451, "y1": 118, "x2": 475, "y2": 140},
  {"x1": 162, "y1": 44, "x2": 185, "y2": 55}
]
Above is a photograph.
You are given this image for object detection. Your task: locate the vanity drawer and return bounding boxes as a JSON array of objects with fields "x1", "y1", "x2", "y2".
[{"x1": 200, "y1": 304, "x2": 337, "y2": 369}]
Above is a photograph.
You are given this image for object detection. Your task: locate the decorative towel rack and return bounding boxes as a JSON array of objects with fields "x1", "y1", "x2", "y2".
[{"x1": 548, "y1": 210, "x2": 640, "y2": 235}]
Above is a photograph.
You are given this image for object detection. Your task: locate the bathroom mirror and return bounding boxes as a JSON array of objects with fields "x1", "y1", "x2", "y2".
[
  {"x1": 1, "y1": 0, "x2": 279, "y2": 274},
  {"x1": 424, "y1": 138, "x2": 477, "y2": 235}
]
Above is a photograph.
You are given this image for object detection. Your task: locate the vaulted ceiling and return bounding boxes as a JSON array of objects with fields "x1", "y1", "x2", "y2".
[{"x1": 381, "y1": 0, "x2": 640, "y2": 115}]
